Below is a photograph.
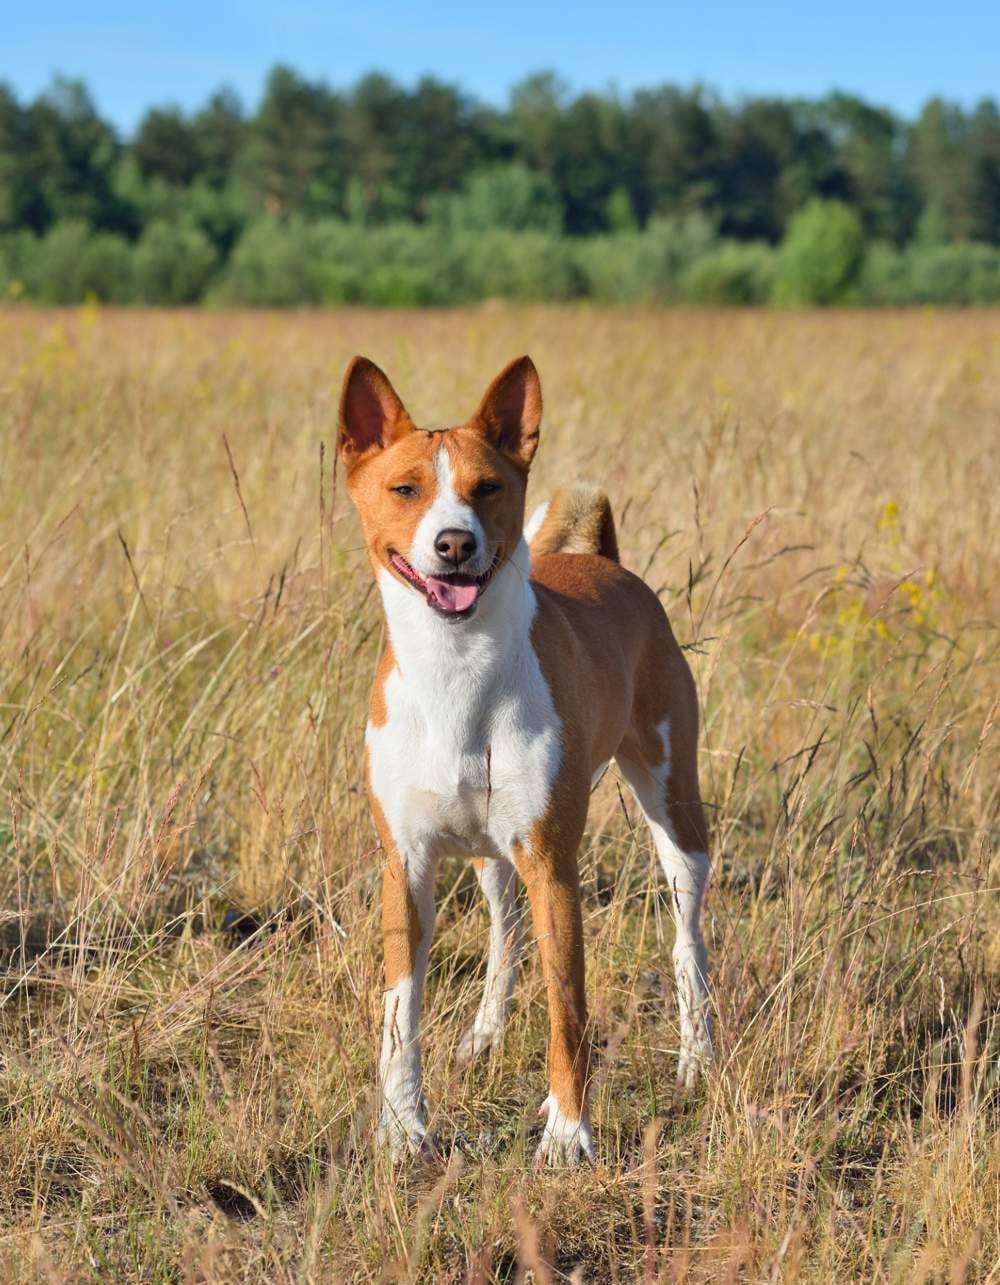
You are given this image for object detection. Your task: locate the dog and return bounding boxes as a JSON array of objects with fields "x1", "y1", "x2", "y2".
[{"x1": 338, "y1": 354, "x2": 711, "y2": 1165}]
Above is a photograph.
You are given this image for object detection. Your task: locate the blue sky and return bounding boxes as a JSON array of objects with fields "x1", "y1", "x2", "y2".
[{"x1": 4, "y1": 0, "x2": 998, "y2": 134}]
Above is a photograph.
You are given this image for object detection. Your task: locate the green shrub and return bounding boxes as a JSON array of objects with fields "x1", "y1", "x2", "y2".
[
  {"x1": 212, "y1": 218, "x2": 322, "y2": 305},
  {"x1": 353, "y1": 225, "x2": 451, "y2": 305},
  {"x1": 23, "y1": 221, "x2": 134, "y2": 302},
  {"x1": 132, "y1": 219, "x2": 218, "y2": 303},
  {"x1": 573, "y1": 233, "x2": 650, "y2": 302},
  {"x1": 25, "y1": 221, "x2": 92, "y2": 301},
  {"x1": 0, "y1": 230, "x2": 40, "y2": 297},
  {"x1": 605, "y1": 187, "x2": 639, "y2": 233},
  {"x1": 430, "y1": 164, "x2": 563, "y2": 235},
  {"x1": 453, "y1": 229, "x2": 581, "y2": 301},
  {"x1": 9, "y1": 204, "x2": 1000, "y2": 309},
  {"x1": 683, "y1": 241, "x2": 777, "y2": 304},
  {"x1": 773, "y1": 199, "x2": 864, "y2": 304},
  {"x1": 217, "y1": 219, "x2": 457, "y2": 306},
  {"x1": 303, "y1": 221, "x2": 367, "y2": 303},
  {"x1": 858, "y1": 242, "x2": 911, "y2": 304},
  {"x1": 638, "y1": 215, "x2": 720, "y2": 296},
  {"x1": 574, "y1": 216, "x2": 719, "y2": 303},
  {"x1": 218, "y1": 218, "x2": 584, "y2": 306},
  {"x1": 859, "y1": 240, "x2": 1000, "y2": 305},
  {"x1": 904, "y1": 242, "x2": 1000, "y2": 305},
  {"x1": 78, "y1": 231, "x2": 135, "y2": 301}
]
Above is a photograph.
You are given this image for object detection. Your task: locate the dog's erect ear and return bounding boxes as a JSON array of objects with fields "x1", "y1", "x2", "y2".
[
  {"x1": 469, "y1": 356, "x2": 542, "y2": 468},
  {"x1": 338, "y1": 357, "x2": 414, "y2": 466}
]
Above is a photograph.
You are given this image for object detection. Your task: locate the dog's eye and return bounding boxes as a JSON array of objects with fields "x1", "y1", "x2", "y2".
[
  {"x1": 390, "y1": 484, "x2": 418, "y2": 498},
  {"x1": 473, "y1": 480, "x2": 502, "y2": 498}
]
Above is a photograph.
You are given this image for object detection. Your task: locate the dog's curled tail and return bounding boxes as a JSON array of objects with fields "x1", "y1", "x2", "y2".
[{"x1": 525, "y1": 482, "x2": 620, "y2": 563}]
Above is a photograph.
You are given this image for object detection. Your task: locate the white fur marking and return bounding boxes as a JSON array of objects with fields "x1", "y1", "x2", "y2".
[
  {"x1": 615, "y1": 723, "x2": 712, "y2": 1088},
  {"x1": 369, "y1": 539, "x2": 560, "y2": 866},
  {"x1": 367, "y1": 533, "x2": 562, "y2": 1143},
  {"x1": 536, "y1": 1094, "x2": 595, "y2": 1166},
  {"x1": 648, "y1": 829, "x2": 711, "y2": 1086},
  {"x1": 524, "y1": 500, "x2": 549, "y2": 546},
  {"x1": 379, "y1": 975, "x2": 427, "y2": 1152},
  {"x1": 654, "y1": 718, "x2": 672, "y2": 786},
  {"x1": 457, "y1": 857, "x2": 524, "y2": 1064},
  {"x1": 590, "y1": 760, "x2": 611, "y2": 790},
  {"x1": 408, "y1": 443, "x2": 489, "y2": 578},
  {"x1": 377, "y1": 851, "x2": 437, "y2": 1156}
]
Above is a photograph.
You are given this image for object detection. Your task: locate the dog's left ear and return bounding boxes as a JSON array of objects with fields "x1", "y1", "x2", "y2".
[{"x1": 469, "y1": 356, "x2": 542, "y2": 468}]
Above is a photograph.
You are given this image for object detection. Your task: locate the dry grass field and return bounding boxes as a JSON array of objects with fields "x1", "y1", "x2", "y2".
[{"x1": 0, "y1": 304, "x2": 998, "y2": 1282}]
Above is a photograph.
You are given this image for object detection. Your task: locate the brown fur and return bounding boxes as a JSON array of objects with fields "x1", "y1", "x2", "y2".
[
  {"x1": 369, "y1": 790, "x2": 423, "y2": 989},
  {"x1": 340, "y1": 356, "x2": 538, "y2": 594},
  {"x1": 341, "y1": 355, "x2": 708, "y2": 1148},
  {"x1": 522, "y1": 553, "x2": 704, "y2": 1119},
  {"x1": 346, "y1": 355, "x2": 545, "y2": 1056}
]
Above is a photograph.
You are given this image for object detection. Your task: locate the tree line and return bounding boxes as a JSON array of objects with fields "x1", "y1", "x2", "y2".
[{"x1": 2, "y1": 68, "x2": 999, "y2": 306}]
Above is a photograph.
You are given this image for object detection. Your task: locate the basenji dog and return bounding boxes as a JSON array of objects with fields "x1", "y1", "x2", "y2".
[{"x1": 338, "y1": 355, "x2": 711, "y2": 1165}]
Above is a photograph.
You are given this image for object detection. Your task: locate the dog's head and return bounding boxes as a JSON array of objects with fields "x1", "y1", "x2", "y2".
[{"x1": 337, "y1": 356, "x2": 541, "y2": 622}]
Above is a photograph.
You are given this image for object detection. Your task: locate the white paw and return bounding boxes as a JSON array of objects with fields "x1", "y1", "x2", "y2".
[
  {"x1": 534, "y1": 1094, "x2": 595, "y2": 1167},
  {"x1": 676, "y1": 1028, "x2": 713, "y2": 1090},
  {"x1": 455, "y1": 1024, "x2": 501, "y2": 1067},
  {"x1": 377, "y1": 1101, "x2": 432, "y2": 1161}
]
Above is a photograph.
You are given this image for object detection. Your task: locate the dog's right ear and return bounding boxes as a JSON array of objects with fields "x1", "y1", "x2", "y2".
[
  {"x1": 338, "y1": 357, "x2": 414, "y2": 467},
  {"x1": 469, "y1": 355, "x2": 542, "y2": 469}
]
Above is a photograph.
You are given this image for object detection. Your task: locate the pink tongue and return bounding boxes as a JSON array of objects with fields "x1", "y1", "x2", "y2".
[{"x1": 426, "y1": 577, "x2": 480, "y2": 613}]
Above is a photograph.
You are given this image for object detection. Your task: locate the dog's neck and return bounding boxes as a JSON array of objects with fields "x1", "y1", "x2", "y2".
[{"x1": 376, "y1": 536, "x2": 536, "y2": 712}]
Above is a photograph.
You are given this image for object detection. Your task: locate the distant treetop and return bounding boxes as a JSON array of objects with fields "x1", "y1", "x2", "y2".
[{"x1": 1, "y1": 68, "x2": 998, "y2": 245}]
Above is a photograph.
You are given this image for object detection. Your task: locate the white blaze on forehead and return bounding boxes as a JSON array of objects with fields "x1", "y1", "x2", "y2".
[{"x1": 408, "y1": 440, "x2": 487, "y2": 574}]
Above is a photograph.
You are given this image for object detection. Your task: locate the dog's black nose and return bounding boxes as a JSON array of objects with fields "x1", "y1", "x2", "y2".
[{"x1": 434, "y1": 528, "x2": 477, "y2": 567}]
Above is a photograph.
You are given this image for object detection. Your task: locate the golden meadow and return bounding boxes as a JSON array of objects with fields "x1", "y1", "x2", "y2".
[{"x1": 0, "y1": 304, "x2": 997, "y2": 1281}]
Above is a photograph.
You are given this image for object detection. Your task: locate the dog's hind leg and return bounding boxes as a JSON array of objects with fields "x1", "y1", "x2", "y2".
[
  {"x1": 616, "y1": 719, "x2": 712, "y2": 1088},
  {"x1": 456, "y1": 857, "x2": 524, "y2": 1066}
]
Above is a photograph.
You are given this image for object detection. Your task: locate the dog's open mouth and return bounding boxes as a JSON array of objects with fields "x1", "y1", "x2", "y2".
[{"x1": 389, "y1": 551, "x2": 497, "y2": 616}]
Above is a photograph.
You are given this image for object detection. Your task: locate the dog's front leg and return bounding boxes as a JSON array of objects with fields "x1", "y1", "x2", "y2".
[
  {"x1": 517, "y1": 835, "x2": 595, "y2": 1166},
  {"x1": 378, "y1": 843, "x2": 437, "y2": 1158}
]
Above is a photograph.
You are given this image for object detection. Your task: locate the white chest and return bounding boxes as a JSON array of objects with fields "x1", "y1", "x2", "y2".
[{"x1": 366, "y1": 644, "x2": 561, "y2": 862}]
